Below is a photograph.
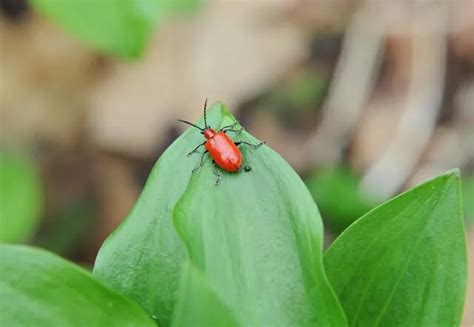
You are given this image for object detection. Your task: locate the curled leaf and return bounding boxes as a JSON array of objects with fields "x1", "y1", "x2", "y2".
[{"x1": 94, "y1": 103, "x2": 346, "y2": 326}]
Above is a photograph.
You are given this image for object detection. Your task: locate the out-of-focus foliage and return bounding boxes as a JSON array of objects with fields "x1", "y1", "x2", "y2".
[
  {"x1": 0, "y1": 245, "x2": 155, "y2": 326},
  {"x1": 254, "y1": 71, "x2": 329, "y2": 128},
  {"x1": 35, "y1": 198, "x2": 95, "y2": 256},
  {"x1": 269, "y1": 71, "x2": 328, "y2": 111},
  {"x1": 94, "y1": 103, "x2": 347, "y2": 326},
  {"x1": 0, "y1": 152, "x2": 42, "y2": 243},
  {"x1": 30, "y1": 0, "x2": 199, "y2": 59},
  {"x1": 306, "y1": 166, "x2": 376, "y2": 232},
  {"x1": 325, "y1": 170, "x2": 467, "y2": 326}
]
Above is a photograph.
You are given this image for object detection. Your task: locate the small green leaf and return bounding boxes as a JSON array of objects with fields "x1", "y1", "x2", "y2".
[
  {"x1": 94, "y1": 103, "x2": 347, "y2": 326},
  {"x1": 30, "y1": 0, "x2": 162, "y2": 58},
  {"x1": 462, "y1": 175, "x2": 474, "y2": 225},
  {"x1": 0, "y1": 245, "x2": 155, "y2": 326},
  {"x1": 324, "y1": 170, "x2": 467, "y2": 326},
  {"x1": 306, "y1": 166, "x2": 376, "y2": 232},
  {"x1": 0, "y1": 153, "x2": 42, "y2": 243}
]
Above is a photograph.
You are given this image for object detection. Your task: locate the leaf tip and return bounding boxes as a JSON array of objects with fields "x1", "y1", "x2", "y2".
[
  {"x1": 446, "y1": 168, "x2": 460, "y2": 178},
  {"x1": 209, "y1": 101, "x2": 230, "y2": 115},
  {"x1": 440, "y1": 168, "x2": 461, "y2": 187}
]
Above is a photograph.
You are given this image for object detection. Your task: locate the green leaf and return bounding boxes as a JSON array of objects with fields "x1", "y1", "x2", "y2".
[
  {"x1": 93, "y1": 129, "x2": 192, "y2": 325},
  {"x1": 171, "y1": 261, "x2": 239, "y2": 327},
  {"x1": 30, "y1": 0, "x2": 162, "y2": 58},
  {"x1": 462, "y1": 175, "x2": 474, "y2": 225},
  {"x1": 306, "y1": 166, "x2": 376, "y2": 232},
  {"x1": 94, "y1": 103, "x2": 347, "y2": 326},
  {"x1": 324, "y1": 170, "x2": 467, "y2": 326},
  {"x1": 171, "y1": 111, "x2": 346, "y2": 326},
  {"x1": 0, "y1": 153, "x2": 42, "y2": 243},
  {"x1": 0, "y1": 245, "x2": 155, "y2": 326}
]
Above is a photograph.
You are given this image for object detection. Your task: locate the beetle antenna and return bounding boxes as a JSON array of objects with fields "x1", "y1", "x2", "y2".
[
  {"x1": 177, "y1": 119, "x2": 204, "y2": 132},
  {"x1": 203, "y1": 98, "x2": 208, "y2": 129}
]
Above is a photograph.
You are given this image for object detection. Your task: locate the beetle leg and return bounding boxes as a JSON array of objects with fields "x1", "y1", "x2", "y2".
[
  {"x1": 187, "y1": 142, "x2": 206, "y2": 156},
  {"x1": 219, "y1": 121, "x2": 238, "y2": 131},
  {"x1": 234, "y1": 141, "x2": 264, "y2": 148},
  {"x1": 223, "y1": 128, "x2": 243, "y2": 134},
  {"x1": 235, "y1": 141, "x2": 263, "y2": 172},
  {"x1": 220, "y1": 122, "x2": 242, "y2": 134},
  {"x1": 212, "y1": 162, "x2": 222, "y2": 186},
  {"x1": 242, "y1": 159, "x2": 252, "y2": 172},
  {"x1": 192, "y1": 150, "x2": 207, "y2": 173}
]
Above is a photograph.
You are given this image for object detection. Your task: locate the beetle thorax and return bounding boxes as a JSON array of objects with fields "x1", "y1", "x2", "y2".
[{"x1": 203, "y1": 128, "x2": 216, "y2": 139}]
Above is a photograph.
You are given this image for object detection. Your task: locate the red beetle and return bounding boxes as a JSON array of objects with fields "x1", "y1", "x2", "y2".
[{"x1": 178, "y1": 99, "x2": 263, "y2": 185}]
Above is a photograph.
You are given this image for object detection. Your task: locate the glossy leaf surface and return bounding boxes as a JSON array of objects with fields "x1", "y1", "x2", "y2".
[
  {"x1": 324, "y1": 170, "x2": 467, "y2": 326},
  {"x1": 0, "y1": 245, "x2": 155, "y2": 326}
]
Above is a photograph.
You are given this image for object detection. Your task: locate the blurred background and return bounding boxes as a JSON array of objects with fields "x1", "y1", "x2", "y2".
[{"x1": 0, "y1": 0, "x2": 472, "y2": 323}]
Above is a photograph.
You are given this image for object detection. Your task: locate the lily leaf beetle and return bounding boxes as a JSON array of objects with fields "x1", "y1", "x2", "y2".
[{"x1": 178, "y1": 99, "x2": 263, "y2": 185}]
